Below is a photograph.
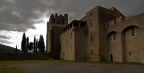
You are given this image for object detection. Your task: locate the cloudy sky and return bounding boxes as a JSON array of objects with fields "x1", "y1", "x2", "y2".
[{"x1": 0, "y1": 0, "x2": 144, "y2": 49}]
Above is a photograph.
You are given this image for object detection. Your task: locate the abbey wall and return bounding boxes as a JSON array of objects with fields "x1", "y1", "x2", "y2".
[
  {"x1": 106, "y1": 13, "x2": 144, "y2": 63},
  {"x1": 46, "y1": 6, "x2": 144, "y2": 63},
  {"x1": 60, "y1": 20, "x2": 87, "y2": 61}
]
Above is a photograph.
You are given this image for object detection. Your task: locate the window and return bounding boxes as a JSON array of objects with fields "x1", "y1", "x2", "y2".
[
  {"x1": 91, "y1": 34, "x2": 93, "y2": 42},
  {"x1": 128, "y1": 52, "x2": 131, "y2": 56},
  {"x1": 89, "y1": 13, "x2": 92, "y2": 15},
  {"x1": 71, "y1": 33, "x2": 72, "y2": 39},
  {"x1": 113, "y1": 33, "x2": 116, "y2": 40},
  {"x1": 66, "y1": 41, "x2": 68, "y2": 49},
  {"x1": 107, "y1": 23, "x2": 109, "y2": 27},
  {"x1": 131, "y1": 28, "x2": 135, "y2": 36},
  {"x1": 90, "y1": 18, "x2": 93, "y2": 26},
  {"x1": 71, "y1": 46, "x2": 72, "y2": 49}
]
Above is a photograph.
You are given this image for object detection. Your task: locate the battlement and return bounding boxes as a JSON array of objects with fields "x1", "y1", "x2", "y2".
[
  {"x1": 106, "y1": 16, "x2": 125, "y2": 27},
  {"x1": 107, "y1": 13, "x2": 144, "y2": 27},
  {"x1": 63, "y1": 20, "x2": 86, "y2": 33},
  {"x1": 48, "y1": 13, "x2": 68, "y2": 25}
]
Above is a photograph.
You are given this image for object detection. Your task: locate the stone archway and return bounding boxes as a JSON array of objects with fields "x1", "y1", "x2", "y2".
[
  {"x1": 107, "y1": 31, "x2": 119, "y2": 62},
  {"x1": 121, "y1": 26, "x2": 141, "y2": 62}
]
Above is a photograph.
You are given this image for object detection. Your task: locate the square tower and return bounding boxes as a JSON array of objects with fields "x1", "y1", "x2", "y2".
[
  {"x1": 46, "y1": 13, "x2": 68, "y2": 58},
  {"x1": 81, "y1": 6, "x2": 125, "y2": 61}
]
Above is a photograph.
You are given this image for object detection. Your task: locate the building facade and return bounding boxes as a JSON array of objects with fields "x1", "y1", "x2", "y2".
[{"x1": 46, "y1": 6, "x2": 144, "y2": 63}]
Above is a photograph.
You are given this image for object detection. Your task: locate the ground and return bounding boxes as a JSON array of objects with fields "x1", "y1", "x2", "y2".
[{"x1": 0, "y1": 60, "x2": 144, "y2": 73}]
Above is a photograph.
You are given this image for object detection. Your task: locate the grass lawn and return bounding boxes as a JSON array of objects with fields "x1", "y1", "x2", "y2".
[
  {"x1": 0, "y1": 60, "x2": 143, "y2": 73},
  {"x1": 0, "y1": 60, "x2": 74, "y2": 73}
]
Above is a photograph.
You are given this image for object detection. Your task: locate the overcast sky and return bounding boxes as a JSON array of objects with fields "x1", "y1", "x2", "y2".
[{"x1": 0, "y1": 0, "x2": 144, "y2": 49}]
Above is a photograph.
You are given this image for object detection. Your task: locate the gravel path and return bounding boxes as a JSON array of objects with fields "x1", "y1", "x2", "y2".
[{"x1": 13, "y1": 63, "x2": 144, "y2": 73}]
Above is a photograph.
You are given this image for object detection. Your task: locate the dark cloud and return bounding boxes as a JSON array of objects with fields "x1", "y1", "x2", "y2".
[
  {"x1": 0, "y1": 39, "x2": 12, "y2": 44},
  {"x1": 0, "y1": 0, "x2": 144, "y2": 32},
  {"x1": 0, "y1": 35, "x2": 10, "y2": 39}
]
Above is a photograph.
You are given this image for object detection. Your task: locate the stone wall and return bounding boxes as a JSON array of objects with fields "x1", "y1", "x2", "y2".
[
  {"x1": 60, "y1": 27, "x2": 75, "y2": 60},
  {"x1": 0, "y1": 53, "x2": 50, "y2": 60},
  {"x1": 74, "y1": 27, "x2": 87, "y2": 61},
  {"x1": 60, "y1": 20, "x2": 87, "y2": 61},
  {"x1": 107, "y1": 32, "x2": 123, "y2": 62},
  {"x1": 82, "y1": 6, "x2": 100, "y2": 61}
]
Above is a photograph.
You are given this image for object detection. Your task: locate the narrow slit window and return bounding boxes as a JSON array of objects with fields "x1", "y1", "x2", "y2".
[
  {"x1": 90, "y1": 18, "x2": 93, "y2": 26},
  {"x1": 113, "y1": 33, "x2": 116, "y2": 40},
  {"x1": 91, "y1": 34, "x2": 93, "y2": 42},
  {"x1": 131, "y1": 28, "x2": 135, "y2": 36},
  {"x1": 71, "y1": 33, "x2": 72, "y2": 39},
  {"x1": 129, "y1": 52, "x2": 131, "y2": 56}
]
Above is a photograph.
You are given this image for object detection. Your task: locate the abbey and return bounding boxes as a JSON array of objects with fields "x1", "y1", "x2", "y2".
[{"x1": 46, "y1": 6, "x2": 144, "y2": 63}]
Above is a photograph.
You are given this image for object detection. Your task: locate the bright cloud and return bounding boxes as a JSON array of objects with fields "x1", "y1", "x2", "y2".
[{"x1": 0, "y1": 30, "x2": 23, "y2": 49}]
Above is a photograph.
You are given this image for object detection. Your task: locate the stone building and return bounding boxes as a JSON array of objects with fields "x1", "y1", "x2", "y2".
[
  {"x1": 46, "y1": 6, "x2": 144, "y2": 63},
  {"x1": 60, "y1": 20, "x2": 87, "y2": 61},
  {"x1": 46, "y1": 13, "x2": 68, "y2": 58}
]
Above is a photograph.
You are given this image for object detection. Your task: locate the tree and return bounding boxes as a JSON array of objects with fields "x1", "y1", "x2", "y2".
[
  {"x1": 38, "y1": 35, "x2": 45, "y2": 52},
  {"x1": 26, "y1": 37, "x2": 29, "y2": 52},
  {"x1": 33, "y1": 36, "x2": 36, "y2": 52},
  {"x1": 15, "y1": 45, "x2": 17, "y2": 53},
  {"x1": 21, "y1": 33, "x2": 26, "y2": 52},
  {"x1": 28, "y1": 42, "x2": 33, "y2": 52},
  {"x1": 36, "y1": 39, "x2": 39, "y2": 52}
]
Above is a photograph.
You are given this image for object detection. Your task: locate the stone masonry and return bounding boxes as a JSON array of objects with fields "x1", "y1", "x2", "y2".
[{"x1": 46, "y1": 6, "x2": 144, "y2": 63}]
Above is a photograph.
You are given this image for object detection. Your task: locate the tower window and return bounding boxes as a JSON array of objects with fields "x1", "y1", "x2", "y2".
[
  {"x1": 131, "y1": 28, "x2": 135, "y2": 36},
  {"x1": 90, "y1": 18, "x2": 93, "y2": 26},
  {"x1": 91, "y1": 34, "x2": 93, "y2": 42},
  {"x1": 128, "y1": 52, "x2": 131, "y2": 56},
  {"x1": 113, "y1": 33, "x2": 116, "y2": 40},
  {"x1": 71, "y1": 33, "x2": 72, "y2": 39}
]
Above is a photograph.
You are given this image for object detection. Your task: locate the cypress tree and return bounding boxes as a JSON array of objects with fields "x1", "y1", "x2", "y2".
[
  {"x1": 28, "y1": 42, "x2": 33, "y2": 52},
  {"x1": 38, "y1": 35, "x2": 45, "y2": 52},
  {"x1": 36, "y1": 39, "x2": 39, "y2": 52},
  {"x1": 33, "y1": 36, "x2": 36, "y2": 52},
  {"x1": 26, "y1": 37, "x2": 29, "y2": 52},
  {"x1": 21, "y1": 33, "x2": 26, "y2": 52},
  {"x1": 15, "y1": 45, "x2": 17, "y2": 53}
]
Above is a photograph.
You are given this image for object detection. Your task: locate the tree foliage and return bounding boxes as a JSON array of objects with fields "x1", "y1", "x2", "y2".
[
  {"x1": 21, "y1": 33, "x2": 26, "y2": 52},
  {"x1": 38, "y1": 35, "x2": 45, "y2": 52},
  {"x1": 15, "y1": 45, "x2": 17, "y2": 53},
  {"x1": 21, "y1": 33, "x2": 45, "y2": 52},
  {"x1": 33, "y1": 36, "x2": 36, "y2": 52},
  {"x1": 26, "y1": 37, "x2": 29, "y2": 52},
  {"x1": 28, "y1": 42, "x2": 33, "y2": 52}
]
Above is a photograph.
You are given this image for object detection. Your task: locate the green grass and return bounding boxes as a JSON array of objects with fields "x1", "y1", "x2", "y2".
[
  {"x1": 0, "y1": 60, "x2": 143, "y2": 65},
  {"x1": 0, "y1": 60, "x2": 75, "y2": 65},
  {"x1": 0, "y1": 65, "x2": 24, "y2": 73},
  {"x1": 0, "y1": 60, "x2": 143, "y2": 73}
]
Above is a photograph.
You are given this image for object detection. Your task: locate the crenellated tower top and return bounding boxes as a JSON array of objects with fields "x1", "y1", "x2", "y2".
[{"x1": 48, "y1": 13, "x2": 68, "y2": 25}]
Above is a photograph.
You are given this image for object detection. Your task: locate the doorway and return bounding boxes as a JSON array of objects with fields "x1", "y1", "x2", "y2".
[{"x1": 110, "y1": 54, "x2": 113, "y2": 62}]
